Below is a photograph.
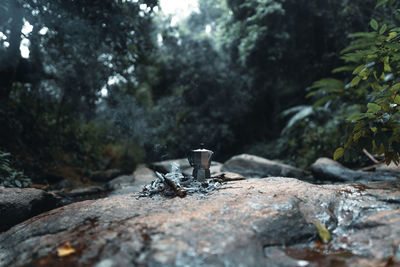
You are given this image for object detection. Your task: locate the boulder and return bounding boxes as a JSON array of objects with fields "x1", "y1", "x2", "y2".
[
  {"x1": 107, "y1": 175, "x2": 135, "y2": 191},
  {"x1": 311, "y1": 157, "x2": 399, "y2": 182},
  {"x1": 90, "y1": 169, "x2": 123, "y2": 182},
  {"x1": 59, "y1": 186, "x2": 105, "y2": 198},
  {"x1": 150, "y1": 158, "x2": 222, "y2": 176},
  {"x1": 2, "y1": 178, "x2": 400, "y2": 266},
  {"x1": 221, "y1": 154, "x2": 307, "y2": 178},
  {"x1": 55, "y1": 186, "x2": 107, "y2": 206},
  {"x1": 107, "y1": 165, "x2": 157, "y2": 195},
  {"x1": 0, "y1": 187, "x2": 60, "y2": 232}
]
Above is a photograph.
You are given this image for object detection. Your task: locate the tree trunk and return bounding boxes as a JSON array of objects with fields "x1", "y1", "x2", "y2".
[{"x1": 0, "y1": 1, "x2": 23, "y2": 101}]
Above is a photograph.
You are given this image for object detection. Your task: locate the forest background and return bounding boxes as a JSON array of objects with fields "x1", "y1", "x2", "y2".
[{"x1": 1, "y1": 0, "x2": 398, "y2": 186}]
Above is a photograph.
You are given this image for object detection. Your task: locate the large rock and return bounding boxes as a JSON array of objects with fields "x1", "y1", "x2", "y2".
[
  {"x1": 222, "y1": 154, "x2": 307, "y2": 178},
  {"x1": 150, "y1": 158, "x2": 222, "y2": 176},
  {"x1": 2, "y1": 178, "x2": 400, "y2": 266},
  {"x1": 107, "y1": 165, "x2": 157, "y2": 195},
  {"x1": 55, "y1": 186, "x2": 107, "y2": 206},
  {"x1": 90, "y1": 169, "x2": 124, "y2": 182},
  {"x1": 311, "y1": 157, "x2": 399, "y2": 182},
  {"x1": 0, "y1": 187, "x2": 60, "y2": 232}
]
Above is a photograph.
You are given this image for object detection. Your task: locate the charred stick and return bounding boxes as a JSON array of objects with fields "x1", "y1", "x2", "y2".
[
  {"x1": 212, "y1": 173, "x2": 245, "y2": 182},
  {"x1": 163, "y1": 176, "x2": 187, "y2": 197},
  {"x1": 155, "y1": 172, "x2": 187, "y2": 197},
  {"x1": 221, "y1": 177, "x2": 246, "y2": 182}
]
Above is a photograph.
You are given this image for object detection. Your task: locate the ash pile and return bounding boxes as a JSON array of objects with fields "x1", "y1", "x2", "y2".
[{"x1": 140, "y1": 163, "x2": 244, "y2": 198}]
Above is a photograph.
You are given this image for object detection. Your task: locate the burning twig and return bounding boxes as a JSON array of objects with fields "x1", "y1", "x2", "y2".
[
  {"x1": 163, "y1": 176, "x2": 187, "y2": 198},
  {"x1": 155, "y1": 172, "x2": 187, "y2": 198}
]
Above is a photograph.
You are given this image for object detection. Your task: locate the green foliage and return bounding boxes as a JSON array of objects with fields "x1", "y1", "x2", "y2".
[
  {"x1": 0, "y1": 151, "x2": 31, "y2": 188},
  {"x1": 0, "y1": 0, "x2": 157, "y2": 181},
  {"x1": 220, "y1": 0, "x2": 378, "y2": 145},
  {"x1": 1, "y1": 0, "x2": 392, "y2": 175},
  {"x1": 309, "y1": 0, "x2": 400, "y2": 164},
  {"x1": 246, "y1": 104, "x2": 364, "y2": 169}
]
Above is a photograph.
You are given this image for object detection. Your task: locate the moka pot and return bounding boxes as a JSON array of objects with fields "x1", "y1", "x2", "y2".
[{"x1": 188, "y1": 148, "x2": 214, "y2": 180}]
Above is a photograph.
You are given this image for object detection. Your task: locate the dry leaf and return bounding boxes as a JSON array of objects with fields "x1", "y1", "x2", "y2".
[
  {"x1": 57, "y1": 242, "x2": 76, "y2": 257},
  {"x1": 29, "y1": 184, "x2": 48, "y2": 189},
  {"x1": 315, "y1": 221, "x2": 332, "y2": 244}
]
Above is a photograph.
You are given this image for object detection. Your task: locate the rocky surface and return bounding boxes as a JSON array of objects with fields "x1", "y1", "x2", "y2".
[
  {"x1": 0, "y1": 187, "x2": 60, "y2": 232},
  {"x1": 2, "y1": 178, "x2": 400, "y2": 266},
  {"x1": 222, "y1": 154, "x2": 307, "y2": 179},
  {"x1": 311, "y1": 157, "x2": 400, "y2": 182}
]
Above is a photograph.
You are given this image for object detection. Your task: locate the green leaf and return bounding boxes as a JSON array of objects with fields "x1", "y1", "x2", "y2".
[
  {"x1": 392, "y1": 83, "x2": 400, "y2": 91},
  {"x1": 353, "y1": 131, "x2": 364, "y2": 142},
  {"x1": 370, "y1": 19, "x2": 379, "y2": 31},
  {"x1": 348, "y1": 32, "x2": 377, "y2": 38},
  {"x1": 312, "y1": 95, "x2": 336, "y2": 108},
  {"x1": 341, "y1": 42, "x2": 375, "y2": 54},
  {"x1": 367, "y1": 103, "x2": 381, "y2": 113},
  {"x1": 379, "y1": 24, "x2": 388, "y2": 34},
  {"x1": 376, "y1": 0, "x2": 388, "y2": 7},
  {"x1": 353, "y1": 121, "x2": 365, "y2": 132},
  {"x1": 306, "y1": 88, "x2": 343, "y2": 98},
  {"x1": 332, "y1": 66, "x2": 355, "y2": 73},
  {"x1": 371, "y1": 82, "x2": 382, "y2": 91},
  {"x1": 309, "y1": 78, "x2": 345, "y2": 89},
  {"x1": 333, "y1": 147, "x2": 344, "y2": 160},
  {"x1": 14, "y1": 180, "x2": 22, "y2": 188},
  {"x1": 394, "y1": 95, "x2": 400, "y2": 104},
  {"x1": 371, "y1": 127, "x2": 378, "y2": 134},
  {"x1": 352, "y1": 65, "x2": 365, "y2": 75},
  {"x1": 388, "y1": 32, "x2": 397, "y2": 40},
  {"x1": 383, "y1": 56, "x2": 391, "y2": 72},
  {"x1": 359, "y1": 69, "x2": 370, "y2": 80},
  {"x1": 350, "y1": 76, "x2": 361, "y2": 87},
  {"x1": 347, "y1": 112, "x2": 365, "y2": 121}
]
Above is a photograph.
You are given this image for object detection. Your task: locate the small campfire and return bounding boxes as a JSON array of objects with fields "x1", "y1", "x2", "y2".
[
  {"x1": 140, "y1": 148, "x2": 244, "y2": 198},
  {"x1": 140, "y1": 171, "x2": 244, "y2": 198}
]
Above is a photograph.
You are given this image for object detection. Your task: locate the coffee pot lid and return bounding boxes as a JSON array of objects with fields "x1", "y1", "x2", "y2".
[{"x1": 192, "y1": 148, "x2": 213, "y2": 153}]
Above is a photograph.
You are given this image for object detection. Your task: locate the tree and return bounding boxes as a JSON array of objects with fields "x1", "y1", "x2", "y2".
[
  {"x1": 221, "y1": 0, "x2": 377, "y2": 143},
  {"x1": 310, "y1": 0, "x2": 400, "y2": 164},
  {"x1": 0, "y1": 0, "x2": 158, "y2": 179}
]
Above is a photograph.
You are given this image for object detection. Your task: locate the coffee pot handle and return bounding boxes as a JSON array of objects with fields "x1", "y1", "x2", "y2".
[
  {"x1": 208, "y1": 151, "x2": 214, "y2": 160},
  {"x1": 188, "y1": 152, "x2": 194, "y2": 167}
]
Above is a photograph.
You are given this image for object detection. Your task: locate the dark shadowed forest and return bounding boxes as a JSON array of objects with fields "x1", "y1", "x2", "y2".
[{"x1": 1, "y1": 0, "x2": 400, "y2": 187}]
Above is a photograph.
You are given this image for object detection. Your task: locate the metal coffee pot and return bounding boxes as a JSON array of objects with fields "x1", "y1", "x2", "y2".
[{"x1": 188, "y1": 148, "x2": 214, "y2": 180}]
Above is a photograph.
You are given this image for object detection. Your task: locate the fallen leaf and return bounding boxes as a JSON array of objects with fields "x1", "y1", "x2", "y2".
[
  {"x1": 315, "y1": 221, "x2": 332, "y2": 243},
  {"x1": 57, "y1": 242, "x2": 76, "y2": 257},
  {"x1": 29, "y1": 184, "x2": 48, "y2": 189}
]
